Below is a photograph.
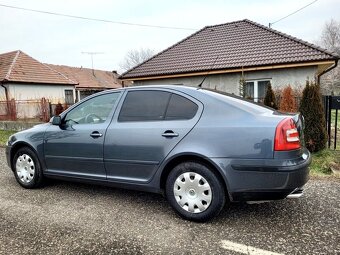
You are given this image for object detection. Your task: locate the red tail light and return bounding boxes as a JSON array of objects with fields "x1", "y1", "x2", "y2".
[{"x1": 274, "y1": 118, "x2": 301, "y2": 151}]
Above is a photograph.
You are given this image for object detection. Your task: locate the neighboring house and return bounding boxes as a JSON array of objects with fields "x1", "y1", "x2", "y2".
[
  {"x1": 0, "y1": 50, "x2": 123, "y2": 120},
  {"x1": 121, "y1": 19, "x2": 339, "y2": 101},
  {"x1": 0, "y1": 50, "x2": 77, "y2": 103},
  {"x1": 47, "y1": 64, "x2": 122, "y2": 102}
]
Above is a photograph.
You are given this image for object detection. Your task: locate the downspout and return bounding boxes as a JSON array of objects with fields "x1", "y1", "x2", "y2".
[
  {"x1": 1, "y1": 81, "x2": 11, "y2": 117},
  {"x1": 0, "y1": 81, "x2": 9, "y2": 102},
  {"x1": 317, "y1": 59, "x2": 338, "y2": 84}
]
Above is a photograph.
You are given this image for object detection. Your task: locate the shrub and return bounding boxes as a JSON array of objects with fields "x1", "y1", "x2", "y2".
[
  {"x1": 54, "y1": 103, "x2": 64, "y2": 115},
  {"x1": 299, "y1": 81, "x2": 327, "y2": 152},
  {"x1": 279, "y1": 85, "x2": 297, "y2": 112},
  {"x1": 263, "y1": 83, "x2": 278, "y2": 109}
]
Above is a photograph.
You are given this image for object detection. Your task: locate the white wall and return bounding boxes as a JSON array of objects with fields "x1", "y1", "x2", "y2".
[
  {"x1": 3, "y1": 83, "x2": 75, "y2": 104},
  {"x1": 133, "y1": 66, "x2": 318, "y2": 95}
]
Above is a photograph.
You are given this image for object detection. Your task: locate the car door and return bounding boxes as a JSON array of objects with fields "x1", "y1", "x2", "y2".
[
  {"x1": 43, "y1": 92, "x2": 121, "y2": 180},
  {"x1": 104, "y1": 89, "x2": 202, "y2": 183}
]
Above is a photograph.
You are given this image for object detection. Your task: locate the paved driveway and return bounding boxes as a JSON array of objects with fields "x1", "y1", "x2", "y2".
[{"x1": 0, "y1": 148, "x2": 339, "y2": 255}]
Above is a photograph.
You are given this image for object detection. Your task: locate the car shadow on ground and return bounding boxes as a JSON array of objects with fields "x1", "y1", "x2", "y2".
[{"x1": 42, "y1": 178, "x2": 301, "y2": 223}]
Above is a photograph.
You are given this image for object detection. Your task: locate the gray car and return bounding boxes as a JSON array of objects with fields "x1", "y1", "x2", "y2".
[{"x1": 6, "y1": 85, "x2": 311, "y2": 222}]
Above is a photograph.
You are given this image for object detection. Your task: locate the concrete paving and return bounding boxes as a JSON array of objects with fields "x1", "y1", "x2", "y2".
[{"x1": 0, "y1": 148, "x2": 339, "y2": 255}]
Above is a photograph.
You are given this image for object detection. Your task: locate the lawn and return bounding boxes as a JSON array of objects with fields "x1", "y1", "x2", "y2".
[
  {"x1": 0, "y1": 129, "x2": 338, "y2": 177},
  {"x1": 0, "y1": 130, "x2": 16, "y2": 146}
]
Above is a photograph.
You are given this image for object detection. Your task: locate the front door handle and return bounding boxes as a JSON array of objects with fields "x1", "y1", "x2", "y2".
[
  {"x1": 90, "y1": 131, "x2": 103, "y2": 138},
  {"x1": 162, "y1": 130, "x2": 179, "y2": 138}
]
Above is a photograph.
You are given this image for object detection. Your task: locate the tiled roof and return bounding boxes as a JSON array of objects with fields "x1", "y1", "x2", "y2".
[
  {"x1": 0, "y1": 50, "x2": 77, "y2": 85},
  {"x1": 47, "y1": 64, "x2": 122, "y2": 89},
  {"x1": 121, "y1": 19, "x2": 339, "y2": 79}
]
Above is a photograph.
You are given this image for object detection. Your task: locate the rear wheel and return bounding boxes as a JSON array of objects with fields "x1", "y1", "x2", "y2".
[
  {"x1": 166, "y1": 161, "x2": 226, "y2": 222},
  {"x1": 12, "y1": 147, "x2": 44, "y2": 189}
]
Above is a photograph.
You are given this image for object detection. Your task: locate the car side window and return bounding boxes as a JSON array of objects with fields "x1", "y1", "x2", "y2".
[
  {"x1": 118, "y1": 91, "x2": 171, "y2": 122},
  {"x1": 165, "y1": 94, "x2": 198, "y2": 120},
  {"x1": 118, "y1": 90, "x2": 198, "y2": 122},
  {"x1": 65, "y1": 92, "x2": 120, "y2": 124}
]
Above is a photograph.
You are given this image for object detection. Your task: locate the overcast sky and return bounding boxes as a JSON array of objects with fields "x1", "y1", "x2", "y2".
[{"x1": 0, "y1": 0, "x2": 339, "y2": 73}]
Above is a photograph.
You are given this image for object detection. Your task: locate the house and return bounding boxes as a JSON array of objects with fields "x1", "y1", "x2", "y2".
[
  {"x1": 121, "y1": 19, "x2": 339, "y2": 100},
  {"x1": 0, "y1": 50, "x2": 77, "y2": 104},
  {"x1": 0, "y1": 50, "x2": 123, "y2": 120},
  {"x1": 47, "y1": 64, "x2": 122, "y2": 102}
]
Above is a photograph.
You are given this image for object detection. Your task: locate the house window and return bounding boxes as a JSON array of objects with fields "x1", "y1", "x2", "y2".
[
  {"x1": 65, "y1": 90, "x2": 74, "y2": 104},
  {"x1": 245, "y1": 80, "x2": 271, "y2": 102}
]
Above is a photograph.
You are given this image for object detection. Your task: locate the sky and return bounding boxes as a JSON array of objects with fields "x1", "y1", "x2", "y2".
[{"x1": 0, "y1": 0, "x2": 339, "y2": 74}]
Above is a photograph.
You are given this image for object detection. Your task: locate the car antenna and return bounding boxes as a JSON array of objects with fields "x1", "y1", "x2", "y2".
[{"x1": 197, "y1": 56, "x2": 219, "y2": 88}]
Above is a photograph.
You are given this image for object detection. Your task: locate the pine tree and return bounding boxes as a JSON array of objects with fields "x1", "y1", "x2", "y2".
[
  {"x1": 279, "y1": 85, "x2": 297, "y2": 112},
  {"x1": 263, "y1": 83, "x2": 278, "y2": 109},
  {"x1": 299, "y1": 81, "x2": 327, "y2": 152}
]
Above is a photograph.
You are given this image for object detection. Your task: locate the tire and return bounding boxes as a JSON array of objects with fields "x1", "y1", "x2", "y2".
[
  {"x1": 165, "y1": 161, "x2": 226, "y2": 222},
  {"x1": 12, "y1": 147, "x2": 44, "y2": 189}
]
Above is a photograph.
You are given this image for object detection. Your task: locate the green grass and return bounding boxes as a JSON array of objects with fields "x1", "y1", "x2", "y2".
[
  {"x1": 0, "y1": 130, "x2": 17, "y2": 146},
  {"x1": 309, "y1": 149, "x2": 339, "y2": 176}
]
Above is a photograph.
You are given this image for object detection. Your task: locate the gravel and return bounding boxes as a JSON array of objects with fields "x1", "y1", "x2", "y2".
[{"x1": 0, "y1": 148, "x2": 339, "y2": 255}]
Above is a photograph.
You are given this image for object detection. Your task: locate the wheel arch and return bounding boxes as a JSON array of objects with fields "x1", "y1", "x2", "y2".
[
  {"x1": 9, "y1": 142, "x2": 40, "y2": 171},
  {"x1": 159, "y1": 154, "x2": 232, "y2": 201}
]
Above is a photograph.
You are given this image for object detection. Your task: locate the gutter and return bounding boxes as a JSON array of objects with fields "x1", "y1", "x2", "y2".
[{"x1": 317, "y1": 59, "x2": 338, "y2": 84}]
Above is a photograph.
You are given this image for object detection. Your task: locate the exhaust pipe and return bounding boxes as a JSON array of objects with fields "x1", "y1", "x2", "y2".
[{"x1": 287, "y1": 188, "x2": 304, "y2": 199}]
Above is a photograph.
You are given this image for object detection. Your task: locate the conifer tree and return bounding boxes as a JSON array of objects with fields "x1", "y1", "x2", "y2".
[
  {"x1": 263, "y1": 83, "x2": 278, "y2": 109},
  {"x1": 299, "y1": 81, "x2": 327, "y2": 152},
  {"x1": 279, "y1": 85, "x2": 297, "y2": 112}
]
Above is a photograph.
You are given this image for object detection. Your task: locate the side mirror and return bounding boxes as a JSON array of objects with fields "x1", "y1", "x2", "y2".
[{"x1": 51, "y1": 116, "x2": 62, "y2": 125}]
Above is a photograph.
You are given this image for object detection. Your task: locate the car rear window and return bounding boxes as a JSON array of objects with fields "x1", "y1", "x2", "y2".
[{"x1": 201, "y1": 89, "x2": 273, "y2": 114}]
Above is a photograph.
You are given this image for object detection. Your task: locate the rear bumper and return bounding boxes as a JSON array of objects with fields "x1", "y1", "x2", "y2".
[{"x1": 211, "y1": 148, "x2": 311, "y2": 202}]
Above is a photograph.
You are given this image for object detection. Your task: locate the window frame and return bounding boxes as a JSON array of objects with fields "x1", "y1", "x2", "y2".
[
  {"x1": 245, "y1": 79, "x2": 271, "y2": 102},
  {"x1": 64, "y1": 89, "x2": 74, "y2": 105}
]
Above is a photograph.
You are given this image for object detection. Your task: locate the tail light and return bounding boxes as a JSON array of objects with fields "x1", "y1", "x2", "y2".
[{"x1": 274, "y1": 117, "x2": 301, "y2": 151}]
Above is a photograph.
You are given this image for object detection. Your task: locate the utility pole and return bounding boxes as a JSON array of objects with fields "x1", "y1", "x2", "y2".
[{"x1": 81, "y1": 52, "x2": 104, "y2": 75}]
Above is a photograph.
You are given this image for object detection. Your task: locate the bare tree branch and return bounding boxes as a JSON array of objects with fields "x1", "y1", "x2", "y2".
[
  {"x1": 320, "y1": 19, "x2": 340, "y2": 55},
  {"x1": 319, "y1": 19, "x2": 340, "y2": 95},
  {"x1": 119, "y1": 48, "x2": 155, "y2": 72}
]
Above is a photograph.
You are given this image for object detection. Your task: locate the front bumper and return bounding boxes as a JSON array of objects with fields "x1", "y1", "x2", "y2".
[
  {"x1": 5, "y1": 145, "x2": 11, "y2": 168},
  {"x1": 211, "y1": 148, "x2": 311, "y2": 202}
]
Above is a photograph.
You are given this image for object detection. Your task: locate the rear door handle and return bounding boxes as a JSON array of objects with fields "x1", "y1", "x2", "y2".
[
  {"x1": 90, "y1": 131, "x2": 103, "y2": 138},
  {"x1": 162, "y1": 130, "x2": 179, "y2": 138}
]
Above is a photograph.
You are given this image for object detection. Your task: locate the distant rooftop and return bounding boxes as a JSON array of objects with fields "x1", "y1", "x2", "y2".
[
  {"x1": 47, "y1": 64, "x2": 122, "y2": 90},
  {"x1": 121, "y1": 19, "x2": 339, "y2": 79},
  {"x1": 0, "y1": 50, "x2": 77, "y2": 85}
]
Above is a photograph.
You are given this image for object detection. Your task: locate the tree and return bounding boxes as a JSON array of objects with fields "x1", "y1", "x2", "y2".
[
  {"x1": 299, "y1": 81, "x2": 327, "y2": 152},
  {"x1": 320, "y1": 19, "x2": 340, "y2": 55},
  {"x1": 318, "y1": 19, "x2": 340, "y2": 95},
  {"x1": 279, "y1": 85, "x2": 296, "y2": 112},
  {"x1": 119, "y1": 48, "x2": 155, "y2": 72},
  {"x1": 263, "y1": 83, "x2": 278, "y2": 109}
]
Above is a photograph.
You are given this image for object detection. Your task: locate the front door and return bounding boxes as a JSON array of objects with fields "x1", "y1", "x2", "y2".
[{"x1": 44, "y1": 92, "x2": 121, "y2": 180}]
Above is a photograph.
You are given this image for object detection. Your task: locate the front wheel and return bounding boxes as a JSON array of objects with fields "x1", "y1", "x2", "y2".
[
  {"x1": 12, "y1": 147, "x2": 44, "y2": 189},
  {"x1": 166, "y1": 162, "x2": 226, "y2": 222}
]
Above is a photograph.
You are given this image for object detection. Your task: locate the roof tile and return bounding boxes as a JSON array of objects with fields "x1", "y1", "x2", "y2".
[
  {"x1": 121, "y1": 19, "x2": 339, "y2": 79},
  {"x1": 0, "y1": 50, "x2": 77, "y2": 85}
]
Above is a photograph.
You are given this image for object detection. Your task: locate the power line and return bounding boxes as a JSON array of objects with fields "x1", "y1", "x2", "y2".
[
  {"x1": 269, "y1": 0, "x2": 318, "y2": 27},
  {"x1": 0, "y1": 3, "x2": 196, "y2": 31}
]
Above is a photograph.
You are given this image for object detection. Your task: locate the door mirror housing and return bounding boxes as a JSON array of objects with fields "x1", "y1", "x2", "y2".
[{"x1": 51, "y1": 116, "x2": 62, "y2": 125}]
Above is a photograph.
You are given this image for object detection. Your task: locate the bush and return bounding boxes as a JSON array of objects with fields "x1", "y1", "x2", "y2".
[
  {"x1": 299, "y1": 81, "x2": 327, "y2": 152},
  {"x1": 263, "y1": 83, "x2": 278, "y2": 109},
  {"x1": 279, "y1": 85, "x2": 297, "y2": 112}
]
